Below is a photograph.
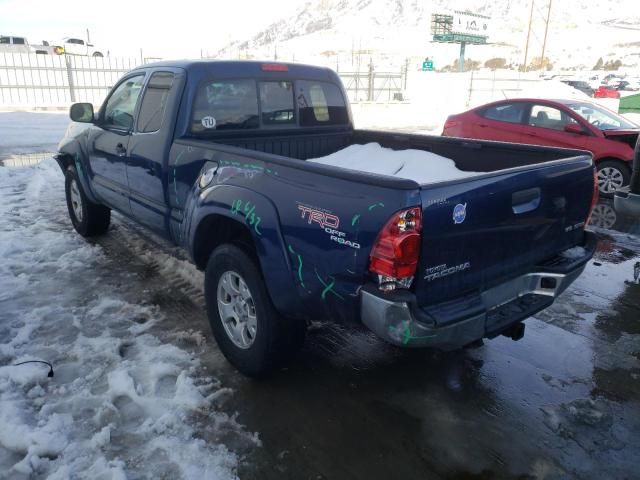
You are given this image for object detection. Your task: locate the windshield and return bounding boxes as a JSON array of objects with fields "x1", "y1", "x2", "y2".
[{"x1": 567, "y1": 102, "x2": 637, "y2": 130}]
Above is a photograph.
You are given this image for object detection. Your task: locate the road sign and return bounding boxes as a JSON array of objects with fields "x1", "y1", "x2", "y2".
[{"x1": 422, "y1": 59, "x2": 434, "y2": 71}]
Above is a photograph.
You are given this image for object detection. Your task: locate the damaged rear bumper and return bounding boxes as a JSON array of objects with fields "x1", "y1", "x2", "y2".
[{"x1": 360, "y1": 231, "x2": 597, "y2": 349}]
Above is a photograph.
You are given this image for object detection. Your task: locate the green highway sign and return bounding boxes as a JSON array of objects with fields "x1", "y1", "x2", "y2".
[{"x1": 422, "y1": 59, "x2": 434, "y2": 71}]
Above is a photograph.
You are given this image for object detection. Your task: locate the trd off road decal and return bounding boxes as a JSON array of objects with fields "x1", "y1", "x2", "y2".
[{"x1": 297, "y1": 202, "x2": 361, "y2": 249}]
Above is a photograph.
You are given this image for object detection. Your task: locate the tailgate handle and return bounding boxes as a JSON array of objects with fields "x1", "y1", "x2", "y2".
[{"x1": 512, "y1": 187, "x2": 541, "y2": 214}]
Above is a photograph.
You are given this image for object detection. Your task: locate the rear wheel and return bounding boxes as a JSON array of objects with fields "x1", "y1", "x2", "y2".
[
  {"x1": 64, "y1": 167, "x2": 110, "y2": 236},
  {"x1": 204, "y1": 244, "x2": 306, "y2": 377},
  {"x1": 597, "y1": 160, "x2": 630, "y2": 197}
]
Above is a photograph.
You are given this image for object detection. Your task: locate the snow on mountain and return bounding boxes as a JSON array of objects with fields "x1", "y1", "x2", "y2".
[{"x1": 214, "y1": 0, "x2": 640, "y2": 71}]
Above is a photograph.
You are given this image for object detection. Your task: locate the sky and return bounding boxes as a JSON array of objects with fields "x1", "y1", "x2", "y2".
[{"x1": 0, "y1": 0, "x2": 307, "y2": 58}]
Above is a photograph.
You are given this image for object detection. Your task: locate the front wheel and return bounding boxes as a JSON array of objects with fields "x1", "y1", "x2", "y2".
[
  {"x1": 597, "y1": 160, "x2": 630, "y2": 197},
  {"x1": 204, "y1": 244, "x2": 305, "y2": 377},
  {"x1": 64, "y1": 167, "x2": 111, "y2": 236}
]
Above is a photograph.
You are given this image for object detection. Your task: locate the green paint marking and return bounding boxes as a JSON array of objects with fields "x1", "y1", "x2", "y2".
[
  {"x1": 288, "y1": 244, "x2": 305, "y2": 288},
  {"x1": 368, "y1": 202, "x2": 385, "y2": 211},
  {"x1": 389, "y1": 323, "x2": 437, "y2": 345},
  {"x1": 230, "y1": 199, "x2": 263, "y2": 236},
  {"x1": 314, "y1": 268, "x2": 343, "y2": 301},
  {"x1": 351, "y1": 214, "x2": 361, "y2": 226}
]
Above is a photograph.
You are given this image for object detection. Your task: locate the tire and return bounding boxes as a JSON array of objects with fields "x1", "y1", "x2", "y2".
[
  {"x1": 64, "y1": 167, "x2": 111, "y2": 237},
  {"x1": 597, "y1": 160, "x2": 631, "y2": 198},
  {"x1": 204, "y1": 244, "x2": 306, "y2": 377},
  {"x1": 92, "y1": 51, "x2": 103, "y2": 57}
]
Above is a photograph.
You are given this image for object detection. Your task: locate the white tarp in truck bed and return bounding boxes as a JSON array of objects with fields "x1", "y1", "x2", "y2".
[{"x1": 309, "y1": 142, "x2": 480, "y2": 184}]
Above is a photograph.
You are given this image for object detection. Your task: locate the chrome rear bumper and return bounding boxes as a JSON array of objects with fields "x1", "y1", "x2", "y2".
[{"x1": 361, "y1": 233, "x2": 596, "y2": 349}]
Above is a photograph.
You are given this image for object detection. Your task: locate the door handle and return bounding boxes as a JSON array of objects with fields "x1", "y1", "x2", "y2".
[
  {"x1": 116, "y1": 143, "x2": 126, "y2": 157},
  {"x1": 478, "y1": 124, "x2": 488, "y2": 128},
  {"x1": 512, "y1": 187, "x2": 541, "y2": 214}
]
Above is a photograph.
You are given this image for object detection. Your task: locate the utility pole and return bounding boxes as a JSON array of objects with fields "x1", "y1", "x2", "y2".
[
  {"x1": 540, "y1": 0, "x2": 553, "y2": 68},
  {"x1": 523, "y1": 0, "x2": 535, "y2": 72}
]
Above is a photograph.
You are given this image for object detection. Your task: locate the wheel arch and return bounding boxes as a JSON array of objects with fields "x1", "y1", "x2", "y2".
[
  {"x1": 54, "y1": 149, "x2": 100, "y2": 204},
  {"x1": 187, "y1": 186, "x2": 298, "y2": 317}
]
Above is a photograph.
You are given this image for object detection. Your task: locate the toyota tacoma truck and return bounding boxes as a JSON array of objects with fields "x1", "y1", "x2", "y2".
[{"x1": 56, "y1": 60, "x2": 598, "y2": 376}]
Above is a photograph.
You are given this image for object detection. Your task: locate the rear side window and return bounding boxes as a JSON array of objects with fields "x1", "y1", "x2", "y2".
[
  {"x1": 297, "y1": 80, "x2": 349, "y2": 126},
  {"x1": 13, "y1": 37, "x2": 26, "y2": 45},
  {"x1": 259, "y1": 81, "x2": 295, "y2": 125},
  {"x1": 136, "y1": 72, "x2": 175, "y2": 133},
  {"x1": 191, "y1": 79, "x2": 259, "y2": 132},
  {"x1": 480, "y1": 103, "x2": 527, "y2": 124}
]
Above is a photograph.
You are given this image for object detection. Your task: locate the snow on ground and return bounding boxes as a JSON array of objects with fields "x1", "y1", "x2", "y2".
[
  {"x1": 310, "y1": 142, "x2": 479, "y2": 183},
  {"x1": 0, "y1": 112, "x2": 69, "y2": 159},
  {"x1": 0, "y1": 159, "x2": 257, "y2": 479}
]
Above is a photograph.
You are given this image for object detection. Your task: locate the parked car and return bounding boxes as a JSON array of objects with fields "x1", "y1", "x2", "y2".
[
  {"x1": 594, "y1": 85, "x2": 620, "y2": 99},
  {"x1": 0, "y1": 35, "x2": 54, "y2": 54},
  {"x1": 56, "y1": 61, "x2": 597, "y2": 376},
  {"x1": 616, "y1": 80, "x2": 640, "y2": 92},
  {"x1": 53, "y1": 37, "x2": 104, "y2": 57},
  {"x1": 442, "y1": 98, "x2": 639, "y2": 196},
  {"x1": 561, "y1": 80, "x2": 594, "y2": 97}
]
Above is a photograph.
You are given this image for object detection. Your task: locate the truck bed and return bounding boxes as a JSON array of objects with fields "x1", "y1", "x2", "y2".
[{"x1": 205, "y1": 127, "x2": 587, "y2": 177}]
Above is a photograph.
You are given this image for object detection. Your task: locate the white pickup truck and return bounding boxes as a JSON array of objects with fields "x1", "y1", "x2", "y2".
[{"x1": 0, "y1": 35, "x2": 54, "y2": 55}]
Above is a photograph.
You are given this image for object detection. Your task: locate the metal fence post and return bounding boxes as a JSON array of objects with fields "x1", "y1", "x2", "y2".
[
  {"x1": 367, "y1": 60, "x2": 374, "y2": 102},
  {"x1": 65, "y1": 55, "x2": 76, "y2": 103}
]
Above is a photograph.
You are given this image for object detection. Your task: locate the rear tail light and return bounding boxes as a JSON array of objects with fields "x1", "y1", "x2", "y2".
[
  {"x1": 443, "y1": 117, "x2": 460, "y2": 131},
  {"x1": 586, "y1": 166, "x2": 599, "y2": 225},
  {"x1": 369, "y1": 207, "x2": 422, "y2": 291}
]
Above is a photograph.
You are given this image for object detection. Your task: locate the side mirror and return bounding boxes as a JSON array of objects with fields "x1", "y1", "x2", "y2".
[
  {"x1": 69, "y1": 103, "x2": 94, "y2": 123},
  {"x1": 564, "y1": 123, "x2": 585, "y2": 135}
]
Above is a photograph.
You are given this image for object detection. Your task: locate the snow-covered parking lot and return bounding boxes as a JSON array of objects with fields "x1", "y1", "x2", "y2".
[
  {"x1": 1, "y1": 113, "x2": 640, "y2": 479},
  {"x1": 0, "y1": 114, "x2": 259, "y2": 479}
]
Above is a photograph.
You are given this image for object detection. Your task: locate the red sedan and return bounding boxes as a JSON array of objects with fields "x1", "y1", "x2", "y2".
[
  {"x1": 442, "y1": 98, "x2": 639, "y2": 196},
  {"x1": 594, "y1": 86, "x2": 620, "y2": 99}
]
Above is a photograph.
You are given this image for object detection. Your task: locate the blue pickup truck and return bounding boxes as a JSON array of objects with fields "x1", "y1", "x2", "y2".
[{"x1": 56, "y1": 60, "x2": 597, "y2": 376}]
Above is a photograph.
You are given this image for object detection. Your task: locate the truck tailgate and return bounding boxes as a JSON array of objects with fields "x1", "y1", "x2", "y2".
[{"x1": 414, "y1": 156, "x2": 594, "y2": 310}]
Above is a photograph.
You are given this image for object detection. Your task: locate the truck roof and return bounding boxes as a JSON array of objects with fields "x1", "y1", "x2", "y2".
[{"x1": 131, "y1": 59, "x2": 340, "y2": 83}]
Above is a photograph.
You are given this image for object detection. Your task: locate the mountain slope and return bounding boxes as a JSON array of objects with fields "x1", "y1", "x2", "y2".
[{"x1": 215, "y1": 0, "x2": 640, "y2": 70}]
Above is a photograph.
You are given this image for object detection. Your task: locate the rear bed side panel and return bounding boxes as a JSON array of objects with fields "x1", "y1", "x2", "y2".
[
  {"x1": 414, "y1": 156, "x2": 594, "y2": 310},
  {"x1": 173, "y1": 140, "x2": 421, "y2": 322}
]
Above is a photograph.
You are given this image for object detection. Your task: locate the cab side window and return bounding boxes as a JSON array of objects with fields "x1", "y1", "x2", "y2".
[
  {"x1": 102, "y1": 74, "x2": 145, "y2": 130},
  {"x1": 136, "y1": 72, "x2": 175, "y2": 133}
]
